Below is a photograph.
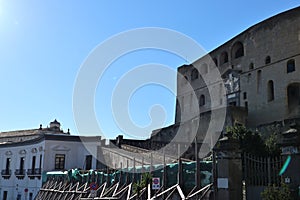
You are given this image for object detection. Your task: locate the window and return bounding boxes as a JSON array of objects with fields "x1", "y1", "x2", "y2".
[
  {"x1": 265, "y1": 56, "x2": 271, "y2": 64},
  {"x1": 249, "y1": 63, "x2": 254, "y2": 70},
  {"x1": 29, "y1": 193, "x2": 33, "y2": 200},
  {"x1": 287, "y1": 83, "x2": 300, "y2": 113},
  {"x1": 245, "y1": 101, "x2": 248, "y2": 108},
  {"x1": 32, "y1": 156, "x2": 36, "y2": 170},
  {"x1": 39, "y1": 155, "x2": 42, "y2": 169},
  {"x1": 3, "y1": 191, "x2": 7, "y2": 200},
  {"x1": 232, "y1": 42, "x2": 244, "y2": 59},
  {"x1": 267, "y1": 80, "x2": 274, "y2": 102},
  {"x1": 243, "y1": 92, "x2": 247, "y2": 100},
  {"x1": 287, "y1": 59, "x2": 295, "y2": 73},
  {"x1": 5, "y1": 158, "x2": 11, "y2": 173},
  {"x1": 85, "y1": 155, "x2": 92, "y2": 170},
  {"x1": 19, "y1": 157, "x2": 25, "y2": 175},
  {"x1": 55, "y1": 154, "x2": 65, "y2": 170},
  {"x1": 220, "y1": 51, "x2": 229, "y2": 64},
  {"x1": 191, "y1": 68, "x2": 199, "y2": 80},
  {"x1": 200, "y1": 95, "x2": 205, "y2": 106}
]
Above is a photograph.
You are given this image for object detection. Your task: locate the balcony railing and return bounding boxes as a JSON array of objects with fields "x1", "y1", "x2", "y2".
[
  {"x1": 1, "y1": 169, "x2": 11, "y2": 179},
  {"x1": 27, "y1": 168, "x2": 42, "y2": 176},
  {"x1": 1, "y1": 169, "x2": 11, "y2": 176},
  {"x1": 15, "y1": 169, "x2": 26, "y2": 176}
]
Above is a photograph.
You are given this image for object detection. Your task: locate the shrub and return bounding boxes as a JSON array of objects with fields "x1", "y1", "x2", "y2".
[{"x1": 261, "y1": 183, "x2": 292, "y2": 200}]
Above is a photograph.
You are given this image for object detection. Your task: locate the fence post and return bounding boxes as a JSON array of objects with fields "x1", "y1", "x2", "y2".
[
  {"x1": 163, "y1": 148, "x2": 166, "y2": 200},
  {"x1": 267, "y1": 157, "x2": 271, "y2": 185},
  {"x1": 177, "y1": 143, "x2": 183, "y2": 188},
  {"x1": 195, "y1": 139, "x2": 201, "y2": 189}
]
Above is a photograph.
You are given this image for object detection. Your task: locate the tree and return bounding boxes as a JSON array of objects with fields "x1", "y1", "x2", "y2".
[
  {"x1": 265, "y1": 132, "x2": 281, "y2": 156},
  {"x1": 226, "y1": 126, "x2": 267, "y2": 156},
  {"x1": 133, "y1": 173, "x2": 152, "y2": 199},
  {"x1": 261, "y1": 183, "x2": 293, "y2": 200}
]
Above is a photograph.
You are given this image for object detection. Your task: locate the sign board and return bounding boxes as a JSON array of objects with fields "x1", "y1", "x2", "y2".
[
  {"x1": 285, "y1": 177, "x2": 291, "y2": 184},
  {"x1": 90, "y1": 182, "x2": 98, "y2": 190},
  {"x1": 90, "y1": 190, "x2": 96, "y2": 198},
  {"x1": 282, "y1": 146, "x2": 298, "y2": 155},
  {"x1": 152, "y1": 177, "x2": 160, "y2": 190},
  {"x1": 217, "y1": 178, "x2": 228, "y2": 189}
]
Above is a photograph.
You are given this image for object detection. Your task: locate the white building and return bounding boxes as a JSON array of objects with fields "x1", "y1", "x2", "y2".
[{"x1": 0, "y1": 120, "x2": 100, "y2": 200}]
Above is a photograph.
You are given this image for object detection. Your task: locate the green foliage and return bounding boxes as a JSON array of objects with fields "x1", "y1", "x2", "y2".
[
  {"x1": 226, "y1": 126, "x2": 267, "y2": 156},
  {"x1": 261, "y1": 183, "x2": 293, "y2": 200},
  {"x1": 226, "y1": 126, "x2": 281, "y2": 156},
  {"x1": 265, "y1": 132, "x2": 281, "y2": 156},
  {"x1": 133, "y1": 181, "x2": 143, "y2": 196},
  {"x1": 132, "y1": 173, "x2": 152, "y2": 196},
  {"x1": 140, "y1": 172, "x2": 152, "y2": 186}
]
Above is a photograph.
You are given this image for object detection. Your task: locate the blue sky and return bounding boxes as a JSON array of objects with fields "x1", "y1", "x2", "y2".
[{"x1": 0, "y1": 1, "x2": 299, "y2": 139}]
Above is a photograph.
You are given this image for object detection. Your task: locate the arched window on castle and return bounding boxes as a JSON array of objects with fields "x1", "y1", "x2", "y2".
[
  {"x1": 249, "y1": 62, "x2": 254, "y2": 70},
  {"x1": 265, "y1": 56, "x2": 271, "y2": 64},
  {"x1": 232, "y1": 42, "x2": 244, "y2": 59},
  {"x1": 287, "y1": 59, "x2": 295, "y2": 73},
  {"x1": 220, "y1": 51, "x2": 229, "y2": 65},
  {"x1": 267, "y1": 80, "x2": 274, "y2": 102},
  {"x1": 191, "y1": 68, "x2": 199, "y2": 80},
  {"x1": 200, "y1": 95, "x2": 205, "y2": 106}
]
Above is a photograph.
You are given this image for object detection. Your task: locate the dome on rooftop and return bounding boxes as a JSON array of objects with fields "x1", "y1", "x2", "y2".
[{"x1": 50, "y1": 119, "x2": 61, "y2": 130}]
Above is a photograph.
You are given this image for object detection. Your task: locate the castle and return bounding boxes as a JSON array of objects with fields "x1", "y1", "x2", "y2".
[{"x1": 116, "y1": 6, "x2": 300, "y2": 160}]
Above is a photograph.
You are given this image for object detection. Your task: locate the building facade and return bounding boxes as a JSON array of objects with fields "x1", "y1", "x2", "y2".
[
  {"x1": 0, "y1": 120, "x2": 100, "y2": 200},
  {"x1": 148, "y1": 6, "x2": 300, "y2": 158},
  {"x1": 178, "y1": 6, "x2": 300, "y2": 128}
]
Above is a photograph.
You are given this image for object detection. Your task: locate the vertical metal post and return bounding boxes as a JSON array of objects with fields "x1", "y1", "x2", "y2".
[
  {"x1": 113, "y1": 163, "x2": 117, "y2": 184},
  {"x1": 267, "y1": 157, "x2": 271, "y2": 185},
  {"x1": 133, "y1": 157, "x2": 136, "y2": 183},
  {"x1": 141, "y1": 156, "x2": 144, "y2": 184},
  {"x1": 106, "y1": 167, "x2": 109, "y2": 186},
  {"x1": 195, "y1": 139, "x2": 201, "y2": 189},
  {"x1": 177, "y1": 143, "x2": 182, "y2": 187},
  {"x1": 163, "y1": 148, "x2": 166, "y2": 200},
  {"x1": 163, "y1": 148, "x2": 167, "y2": 188},
  {"x1": 212, "y1": 150, "x2": 217, "y2": 200},
  {"x1": 142, "y1": 157, "x2": 144, "y2": 173},
  {"x1": 126, "y1": 159, "x2": 129, "y2": 184},
  {"x1": 150, "y1": 153, "x2": 153, "y2": 172},
  {"x1": 120, "y1": 162, "x2": 123, "y2": 185},
  {"x1": 243, "y1": 153, "x2": 247, "y2": 200}
]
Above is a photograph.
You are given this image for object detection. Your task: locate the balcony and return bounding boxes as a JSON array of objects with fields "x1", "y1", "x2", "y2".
[
  {"x1": 27, "y1": 168, "x2": 42, "y2": 179},
  {"x1": 15, "y1": 169, "x2": 26, "y2": 179},
  {"x1": 1, "y1": 169, "x2": 11, "y2": 179}
]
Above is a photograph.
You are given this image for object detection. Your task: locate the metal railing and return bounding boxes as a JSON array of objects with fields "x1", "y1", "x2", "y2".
[
  {"x1": 15, "y1": 169, "x2": 26, "y2": 176},
  {"x1": 27, "y1": 168, "x2": 42, "y2": 175},
  {"x1": 1, "y1": 169, "x2": 11, "y2": 176}
]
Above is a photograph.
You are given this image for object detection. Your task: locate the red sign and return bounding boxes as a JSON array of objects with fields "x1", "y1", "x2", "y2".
[
  {"x1": 90, "y1": 182, "x2": 98, "y2": 190},
  {"x1": 152, "y1": 178, "x2": 160, "y2": 190},
  {"x1": 24, "y1": 188, "x2": 28, "y2": 193}
]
